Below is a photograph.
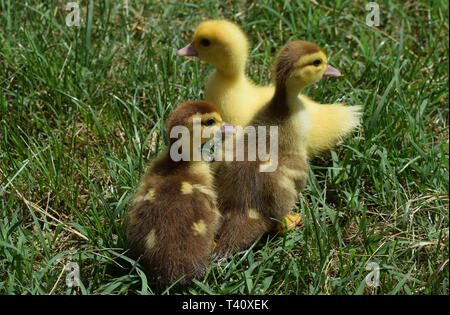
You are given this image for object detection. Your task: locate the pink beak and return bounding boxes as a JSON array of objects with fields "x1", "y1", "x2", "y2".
[
  {"x1": 220, "y1": 121, "x2": 236, "y2": 134},
  {"x1": 323, "y1": 64, "x2": 342, "y2": 77},
  {"x1": 176, "y1": 43, "x2": 198, "y2": 56}
]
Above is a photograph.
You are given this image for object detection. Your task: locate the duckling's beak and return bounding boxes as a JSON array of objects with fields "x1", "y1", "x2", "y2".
[
  {"x1": 176, "y1": 43, "x2": 198, "y2": 57},
  {"x1": 323, "y1": 64, "x2": 342, "y2": 77},
  {"x1": 220, "y1": 122, "x2": 236, "y2": 134}
]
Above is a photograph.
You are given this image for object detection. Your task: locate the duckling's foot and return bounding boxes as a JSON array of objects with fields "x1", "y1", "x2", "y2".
[{"x1": 276, "y1": 211, "x2": 302, "y2": 235}]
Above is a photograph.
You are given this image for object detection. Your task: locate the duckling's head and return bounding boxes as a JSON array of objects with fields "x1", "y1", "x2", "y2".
[
  {"x1": 274, "y1": 40, "x2": 342, "y2": 95},
  {"x1": 168, "y1": 101, "x2": 233, "y2": 146},
  {"x1": 177, "y1": 19, "x2": 249, "y2": 76}
]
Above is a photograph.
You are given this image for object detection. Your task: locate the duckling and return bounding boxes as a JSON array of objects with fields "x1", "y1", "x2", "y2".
[
  {"x1": 125, "y1": 101, "x2": 231, "y2": 284},
  {"x1": 176, "y1": 19, "x2": 361, "y2": 158},
  {"x1": 212, "y1": 40, "x2": 342, "y2": 257}
]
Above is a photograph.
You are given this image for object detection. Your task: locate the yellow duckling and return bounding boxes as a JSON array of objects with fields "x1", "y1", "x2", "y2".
[
  {"x1": 177, "y1": 19, "x2": 361, "y2": 158},
  {"x1": 125, "y1": 101, "x2": 232, "y2": 284},
  {"x1": 212, "y1": 40, "x2": 342, "y2": 257}
]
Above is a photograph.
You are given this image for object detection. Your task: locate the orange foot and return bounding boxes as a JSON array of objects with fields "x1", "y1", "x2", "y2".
[{"x1": 276, "y1": 211, "x2": 302, "y2": 235}]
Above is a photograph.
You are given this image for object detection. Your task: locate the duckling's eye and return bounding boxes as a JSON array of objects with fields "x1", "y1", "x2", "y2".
[
  {"x1": 200, "y1": 38, "x2": 211, "y2": 47},
  {"x1": 312, "y1": 59, "x2": 322, "y2": 67},
  {"x1": 203, "y1": 119, "x2": 215, "y2": 126}
]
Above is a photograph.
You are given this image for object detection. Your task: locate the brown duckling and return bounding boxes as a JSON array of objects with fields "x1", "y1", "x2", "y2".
[
  {"x1": 213, "y1": 40, "x2": 342, "y2": 257},
  {"x1": 125, "y1": 101, "x2": 232, "y2": 284}
]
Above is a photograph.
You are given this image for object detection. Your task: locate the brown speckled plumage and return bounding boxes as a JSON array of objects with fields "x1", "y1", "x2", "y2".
[
  {"x1": 213, "y1": 41, "x2": 322, "y2": 257},
  {"x1": 125, "y1": 101, "x2": 221, "y2": 285}
]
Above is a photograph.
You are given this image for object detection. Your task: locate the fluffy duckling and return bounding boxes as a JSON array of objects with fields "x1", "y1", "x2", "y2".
[
  {"x1": 212, "y1": 40, "x2": 342, "y2": 257},
  {"x1": 177, "y1": 19, "x2": 361, "y2": 158},
  {"x1": 125, "y1": 101, "x2": 230, "y2": 285}
]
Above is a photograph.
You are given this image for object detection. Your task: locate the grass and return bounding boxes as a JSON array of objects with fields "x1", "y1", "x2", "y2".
[{"x1": 0, "y1": 0, "x2": 448, "y2": 295}]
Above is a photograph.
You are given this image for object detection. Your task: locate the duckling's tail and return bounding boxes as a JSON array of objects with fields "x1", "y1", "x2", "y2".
[{"x1": 301, "y1": 95, "x2": 362, "y2": 158}]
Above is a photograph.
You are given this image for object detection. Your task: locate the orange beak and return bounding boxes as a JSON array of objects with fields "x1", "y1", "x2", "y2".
[
  {"x1": 220, "y1": 121, "x2": 236, "y2": 134},
  {"x1": 323, "y1": 64, "x2": 342, "y2": 77},
  {"x1": 176, "y1": 43, "x2": 198, "y2": 56}
]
